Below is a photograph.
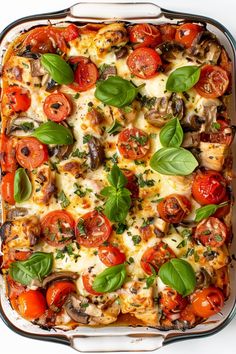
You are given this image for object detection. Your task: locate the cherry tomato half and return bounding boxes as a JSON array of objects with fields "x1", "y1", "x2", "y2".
[
  {"x1": 179, "y1": 304, "x2": 196, "y2": 326},
  {"x1": 24, "y1": 26, "x2": 67, "y2": 53},
  {"x1": 195, "y1": 65, "x2": 229, "y2": 99},
  {"x1": 141, "y1": 242, "x2": 176, "y2": 275},
  {"x1": 200, "y1": 119, "x2": 233, "y2": 146},
  {"x1": 123, "y1": 170, "x2": 139, "y2": 199},
  {"x1": 16, "y1": 137, "x2": 48, "y2": 170},
  {"x1": 82, "y1": 274, "x2": 103, "y2": 296},
  {"x1": 0, "y1": 135, "x2": 17, "y2": 173},
  {"x1": 192, "y1": 170, "x2": 227, "y2": 205},
  {"x1": 159, "y1": 288, "x2": 188, "y2": 316},
  {"x1": 191, "y1": 287, "x2": 224, "y2": 318},
  {"x1": 1, "y1": 172, "x2": 15, "y2": 205},
  {"x1": 41, "y1": 210, "x2": 75, "y2": 247},
  {"x1": 64, "y1": 24, "x2": 80, "y2": 42},
  {"x1": 175, "y1": 23, "x2": 203, "y2": 48},
  {"x1": 127, "y1": 47, "x2": 162, "y2": 79},
  {"x1": 194, "y1": 217, "x2": 227, "y2": 247},
  {"x1": 18, "y1": 290, "x2": 46, "y2": 320},
  {"x1": 76, "y1": 210, "x2": 112, "y2": 248},
  {"x1": 68, "y1": 56, "x2": 98, "y2": 92},
  {"x1": 118, "y1": 128, "x2": 150, "y2": 160},
  {"x1": 98, "y1": 245, "x2": 126, "y2": 267},
  {"x1": 46, "y1": 281, "x2": 76, "y2": 309},
  {"x1": 5, "y1": 86, "x2": 31, "y2": 113},
  {"x1": 43, "y1": 93, "x2": 72, "y2": 122},
  {"x1": 157, "y1": 194, "x2": 191, "y2": 223},
  {"x1": 129, "y1": 24, "x2": 162, "y2": 48}
]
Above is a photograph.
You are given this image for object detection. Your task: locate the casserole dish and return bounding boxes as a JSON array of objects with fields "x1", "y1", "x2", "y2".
[{"x1": 0, "y1": 1, "x2": 236, "y2": 352}]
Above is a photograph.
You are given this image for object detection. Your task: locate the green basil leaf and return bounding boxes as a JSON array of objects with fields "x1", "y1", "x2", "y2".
[
  {"x1": 32, "y1": 121, "x2": 73, "y2": 145},
  {"x1": 9, "y1": 252, "x2": 53, "y2": 285},
  {"x1": 166, "y1": 66, "x2": 201, "y2": 92},
  {"x1": 159, "y1": 258, "x2": 196, "y2": 296},
  {"x1": 160, "y1": 117, "x2": 183, "y2": 147},
  {"x1": 103, "y1": 187, "x2": 131, "y2": 223},
  {"x1": 107, "y1": 164, "x2": 127, "y2": 189},
  {"x1": 195, "y1": 201, "x2": 229, "y2": 222},
  {"x1": 95, "y1": 76, "x2": 141, "y2": 108},
  {"x1": 150, "y1": 147, "x2": 198, "y2": 176},
  {"x1": 92, "y1": 264, "x2": 126, "y2": 293},
  {"x1": 41, "y1": 53, "x2": 74, "y2": 85},
  {"x1": 107, "y1": 120, "x2": 123, "y2": 135},
  {"x1": 14, "y1": 168, "x2": 32, "y2": 203}
]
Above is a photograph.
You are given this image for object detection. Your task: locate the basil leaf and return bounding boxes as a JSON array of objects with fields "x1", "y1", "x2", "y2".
[
  {"x1": 9, "y1": 252, "x2": 53, "y2": 285},
  {"x1": 41, "y1": 53, "x2": 74, "y2": 85},
  {"x1": 160, "y1": 117, "x2": 183, "y2": 147},
  {"x1": 32, "y1": 121, "x2": 73, "y2": 145},
  {"x1": 166, "y1": 66, "x2": 201, "y2": 92},
  {"x1": 107, "y1": 164, "x2": 127, "y2": 189},
  {"x1": 159, "y1": 258, "x2": 196, "y2": 296},
  {"x1": 92, "y1": 264, "x2": 126, "y2": 293},
  {"x1": 150, "y1": 147, "x2": 198, "y2": 176},
  {"x1": 107, "y1": 120, "x2": 123, "y2": 135},
  {"x1": 195, "y1": 201, "x2": 229, "y2": 222},
  {"x1": 95, "y1": 76, "x2": 141, "y2": 108},
  {"x1": 14, "y1": 168, "x2": 32, "y2": 203}
]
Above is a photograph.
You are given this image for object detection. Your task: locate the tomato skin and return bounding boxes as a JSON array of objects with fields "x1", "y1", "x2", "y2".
[
  {"x1": 192, "y1": 170, "x2": 227, "y2": 205},
  {"x1": 160, "y1": 288, "x2": 188, "y2": 316},
  {"x1": 175, "y1": 23, "x2": 203, "y2": 48},
  {"x1": 141, "y1": 242, "x2": 176, "y2": 275},
  {"x1": 191, "y1": 287, "x2": 224, "y2": 318},
  {"x1": 157, "y1": 194, "x2": 191, "y2": 223},
  {"x1": 179, "y1": 304, "x2": 196, "y2": 326},
  {"x1": 0, "y1": 135, "x2": 17, "y2": 173},
  {"x1": 200, "y1": 119, "x2": 233, "y2": 146},
  {"x1": 69, "y1": 56, "x2": 98, "y2": 92},
  {"x1": 127, "y1": 47, "x2": 162, "y2": 79},
  {"x1": 118, "y1": 128, "x2": 150, "y2": 160},
  {"x1": 194, "y1": 217, "x2": 227, "y2": 247},
  {"x1": 1, "y1": 172, "x2": 15, "y2": 205},
  {"x1": 5, "y1": 86, "x2": 31, "y2": 113},
  {"x1": 16, "y1": 137, "x2": 48, "y2": 170},
  {"x1": 98, "y1": 245, "x2": 126, "y2": 267},
  {"x1": 123, "y1": 170, "x2": 139, "y2": 199},
  {"x1": 18, "y1": 290, "x2": 47, "y2": 320},
  {"x1": 64, "y1": 24, "x2": 80, "y2": 42},
  {"x1": 195, "y1": 65, "x2": 229, "y2": 99},
  {"x1": 129, "y1": 24, "x2": 162, "y2": 48},
  {"x1": 2, "y1": 249, "x2": 31, "y2": 269},
  {"x1": 41, "y1": 210, "x2": 75, "y2": 247},
  {"x1": 82, "y1": 274, "x2": 103, "y2": 296},
  {"x1": 43, "y1": 93, "x2": 72, "y2": 122},
  {"x1": 159, "y1": 24, "x2": 176, "y2": 42},
  {"x1": 46, "y1": 281, "x2": 76, "y2": 309},
  {"x1": 76, "y1": 210, "x2": 112, "y2": 248}
]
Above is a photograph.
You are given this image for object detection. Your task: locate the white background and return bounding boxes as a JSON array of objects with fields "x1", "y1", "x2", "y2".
[{"x1": 0, "y1": 0, "x2": 236, "y2": 353}]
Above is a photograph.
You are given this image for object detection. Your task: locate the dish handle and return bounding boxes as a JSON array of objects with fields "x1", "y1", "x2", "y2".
[{"x1": 69, "y1": 1, "x2": 162, "y2": 20}]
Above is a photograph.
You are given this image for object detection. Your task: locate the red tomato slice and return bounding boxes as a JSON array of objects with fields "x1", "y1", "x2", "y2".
[
  {"x1": 157, "y1": 194, "x2": 191, "y2": 223},
  {"x1": 191, "y1": 287, "x2": 224, "y2": 318},
  {"x1": 5, "y1": 86, "x2": 31, "y2": 113},
  {"x1": 159, "y1": 288, "x2": 188, "y2": 316},
  {"x1": 175, "y1": 23, "x2": 203, "y2": 48},
  {"x1": 127, "y1": 47, "x2": 162, "y2": 79},
  {"x1": 194, "y1": 217, "x2": 227, "y2": 247},
  {"x1": 68, "y1": 56, "x2": 98, "y2": 92},
  {"x1": 76, "y1": 210, "x2": 112, "y2": 248},
  {"x1": 129, "y1": 24, "x2": 162, "y2": 48},
  {"x1": 82, "y1": 274, "x2": 103, "y2": 296},
  {"x1": 41, "y1": 210, "x2": 75, "y2": 247},
  {"x1": 16, "y1": 137, "x2": 48, "y2": 170},
  {"x1": 64, "y1": 24, "x2": 80, "y2": 42},
  {"x1": 98, "y1": 245, "x2": 126, "y2": 267},
  {"x1": 179, "y1": 304, "x2": 196, "y2": 326},
  {"x1": 123, "y1": 170, "x2": 139, "y2": 199},
  {"x1": 18, "y1": 290, "x2": 46, "y2": 320},
  {"x1": 195, "y1": 65, "x2": 229, "y2": 99},
  {"x1": 46, "y1": 281, "x2": 76, "y2": 308},
  {"x1": 192, "y1": 170, "x2": 227, "y2": 205},
  {"x1": 0, "y1": 134, "x2": 17, "y2": 173},
  {"x1": 24, "y1": 26, "x2": 67, "y2": 53},
  {"x1": 118, "y1": 128, "x2": 150, "y2": 160},
  {"x1": 141, "y1": 242, "x2": 176, "y2": 275},
  {"x1": 200, "y1": 119, "x2": 233, "y2": 146},
  {"x1": 43, "y1": 93, "x2": 72, "y2": 122},
  {"x1": 1, "y1": 172, "x2": 15, "y2": 205}
]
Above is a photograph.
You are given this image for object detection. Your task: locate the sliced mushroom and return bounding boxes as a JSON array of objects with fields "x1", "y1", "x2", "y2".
[
  {"x1": 6, "y1": 117, "x2": 42, "y2": 137},
  {"x1": 99, "y1": 65, "x2": 117, "y2": 80},
  {"x1": 182, "y1": 132, "x2": 200, "y2": 148},
  {"x1": 30, "y1": 59, "x2": 47, "y2": 77},
  {"x1": 48, "y1": 144, "x2": 73, "y2": 160},
  {"x1": 168, "y1": 93, "x2": 185, "y2": 119},
  {"x1": 65, "y1": 293, "x2": 90, "y2": 324},
  {"x1": 187, "y1": 31, "x2": 221, "y2": 64},
  {"x1": 181, "y1": 113, "x2": 205, "y2": 132},
  {"x1": 0, "y1": 221, "x2": 12, "y2": 243},
  {"x1": 7, "y1": 207, "x2": 28, "y2": 220},
  {"x1": 157, "y1": 41, "x2": 184, "y2": 62},
  {"x1": 88, "y1": 137, "x2": 105, "y2": 170},
  {"x1": 18, "y1": 46, "x2": 40, "y2": 59},
  {"x1": 46, "y1": 79, "x2": 60, "y2": 92},
  {"x1": 42, "y1": 271, "x2": 79, "y2": 288},
  {"x1": 115, "y1": 46, "x2": 128, "y2": 59},
  {"x1": 196, "y1": 268, "x2": 212, "y2": 288}
]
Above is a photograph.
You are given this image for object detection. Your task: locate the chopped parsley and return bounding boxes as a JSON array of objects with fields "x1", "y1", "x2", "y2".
[
  {"x1": 83, "y1": 134, "x2": 93, "y2": 144},
  {"x1": 71, "y1": 148, "x2": 87, "y2": 158},
  {"x1": 132, "y1": 235, "x2": 141, "y2": 245},
  {"x1": 116, "y1": 223, "x2": 128, "y2": 234},
  {"x1": 58, "y1": 190, "x2": 70, "y2": 208},
  {"x1": 77, "y1": 218, "x2": 86, "y2": 236}
]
